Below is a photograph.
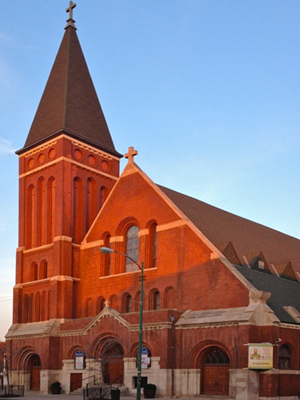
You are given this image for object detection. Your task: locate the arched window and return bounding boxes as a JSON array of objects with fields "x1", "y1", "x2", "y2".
[
  {"x1": 104, "y1": 234, "x2": 111, "y2": 275},
  {"x1": 153, "y1": 291, "x2": 160, "y2": 310},
  {"x1": 150, "y1": 290, "x2": 160, "y2": 310},
  {"x1": 73, "y1": 177, "x2": 83, "y2": 243},
  {"x1": 135, "y1": 291, "x2": 140, "y2": 312},
  {"x1": 99, "y1": 186, "x2": 108, "y2": 209},
  {"x1": 110, "y1": 295, "x2": 118, "y2": 310},
  {"x1": 41, "y1": 291, "x2": 47, "y2": 321},
  {"x1": 28, "y1": 293, "x2": 34, "y2": 323},
  {"x1": 26, "y1": 185, "x2": 35, "y2": 248},
  {"x1": 39, "y1": 260, "x2": 47, "y2": 280},
  {"x1": 96, "y1": 297, "x2": 106, "y2": 313},
  {"x1": 23, "y1": 294, "x2": 29, "y2": 323},
  {"x1": 86, "y1": 178, "x2": 96, "y2": 230},
  {"x1": 47, "y1": 177, "x2": 55, "y2": 243},
  {"x1": 35, "y1": 292, "x2": 41, "y2": 322},
  {"x1": 126, "y1": 225, "x2": 139, "y2": 272},
  {"x1": 205, "y1": 349, "x2": 230, "y2": 364},
  {"x1": 37, "y1": 177, "x2": 45, "y2": 246},
  {"x1": 279, "y1": 345, "x2": 291, "y2": 370},
  {"x1": 149, "y1": 223, "x2": 157, "y2": 268},
  {"x1": 122, "y1": 293, "x2": 132, "y2": 313},
  {"x1": 85, "y1": 298, "x2": 93, "y2": 317},
  {"x1": 47, "y1": 290, "x2": 51, "y2": 319},
  {"x1": 164, "y1": 287, "x2": 176, "y2": 309},
  {"x1": 30, "y1": 262, "x2": 38, "y2": 281}
]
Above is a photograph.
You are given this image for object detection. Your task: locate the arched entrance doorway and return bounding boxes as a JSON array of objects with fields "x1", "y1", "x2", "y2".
[
  {"x1": 102, "y1": 342, "x2": 124, "y2": 385},
  {"x1": 17, "y1": 348, "x2": 42, "y2": 391},
  {"x1": 28, "y1": 354, "x2": 41, "y2": 390},
  {"x1": 201, "y1": 347, "x2": 230, "y2": 395}
]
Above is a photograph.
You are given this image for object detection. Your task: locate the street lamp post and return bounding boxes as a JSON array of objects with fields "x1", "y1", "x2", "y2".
[{"x1": 100, "y1": 247, "x2": 144, "y2": 400}]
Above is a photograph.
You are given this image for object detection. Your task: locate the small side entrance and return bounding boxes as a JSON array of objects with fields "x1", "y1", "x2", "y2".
[
  {"x1": 202, "y1": 348, "x2": 229, "y2": 395},
  {"x1": 70, "y1": 373, "x2": 82, "y2": 392},
  {"x1": 29, "y1": 355, "x2": 41, "y2": 391}
]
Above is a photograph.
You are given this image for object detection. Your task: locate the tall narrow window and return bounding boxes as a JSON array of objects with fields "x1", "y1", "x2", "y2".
[
  {"x1": 126, "y1": 225, "x2": 139, "y2": 272},
  {"x1": 126, "y1": 295, "x2": 132, "y2": 313},
  {"x1": 73, "y1": 177, "x2": 83, "y2": 243},
  {"x1": 30, "y1": 262, "x2": 38, "y2": 281},
  {"x1": 135, "y1": 291, "x2": 140, "y2": 312},
  {"x1": 23, "y1": 295, "x2": 29, "y2": 323},
  {"x1": 86, "y1": 178, "x2": 96, "y2": 230},
  {"x1": 279, "y1": 345, "x2": 291, "y2": 370},
  {"x1": 99, "y1": 186, "x2": 108, "y2": 209},
  {"x1": 41, "y1": 291, "x2": 46, "y2": 321},
  {"x1": 122, "y1": 294, "x2": 132, "y2": 313},
  {"x1": 26, "y1": 185, "x2": 35, "y2": 249},
  {"x1": 149, "y1": 223, "x2": 157, "y2": 268},
  {"x1": 153, "y1": 291, "x2": 160, "y2": 310},
  {"x1": 37, "y1": 177, "x2": 45, "y2": 246},
  {"x1": 35, "y1": 292, "x2": 41, "y2": 322},
  {"x1": 47, "y1": 177, "x2": 55, "y2": 243},
  {"x1": 47, "y1": 290, "x2": 51, "y2": 319},
  {"x1": 96, "y1": 297, "x2": 105, "y2": 313},
  {"x1": 39, "y1": 260, "x2": 47, "y2": 280},
  {"x1": 104, "y1": 235, "x2": 111, "y2": 275},
  {"x1": 164, "y1": 287, "x2": 176, "y2": 309},
  {"x1": 110, "y1": 295, "x2": 118, "y2": 310},
  {"x1": 85, "y1": 298, "x2": 93, "y2": 317},
  {"x1": 28, "y1": 294, "x2": 34, "y2": 323}
]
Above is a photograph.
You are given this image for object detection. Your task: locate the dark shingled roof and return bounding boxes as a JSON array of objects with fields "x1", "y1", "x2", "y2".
[
  {"x1": 18, "y1": 25, "x2": 120, "y2": 157},
  {"x1": 235, "y1": 265, "x2": 300, "y2": 324},
  {"x1": 158, "y1": 185, "x2": 300, "y2": 274}
]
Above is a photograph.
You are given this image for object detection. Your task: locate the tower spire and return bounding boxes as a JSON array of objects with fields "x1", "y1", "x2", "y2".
[
  {"x1": 65, "y1": 1, "x2": 77, "y2": 30},
  {"x1": 17, "y1": 2, "x2": 121, "y2": 158}
]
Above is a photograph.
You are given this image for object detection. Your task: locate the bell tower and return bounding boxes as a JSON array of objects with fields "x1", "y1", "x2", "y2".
[{"x1": 13, "y1": 3, "x2": 121, "y2": 323}]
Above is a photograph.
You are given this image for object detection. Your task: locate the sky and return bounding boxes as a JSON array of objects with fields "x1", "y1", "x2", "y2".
[{"x1": 0, "y1": 1, "x2": 300, "y2": 340}]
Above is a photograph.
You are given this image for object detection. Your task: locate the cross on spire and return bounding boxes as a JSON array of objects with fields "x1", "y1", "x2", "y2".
[
  {"x1": 125, "y1": 146, "x2": 138, "y2": 164},
  {"x1": 65, "y1": 1, "x2": 77, "y2": 30}
]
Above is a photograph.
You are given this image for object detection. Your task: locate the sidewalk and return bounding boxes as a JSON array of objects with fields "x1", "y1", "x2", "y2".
[
  {"x1": 10, "y1": 393, "x2": 193, "y2": 400},
  {"x1": 9, "y1": 392, "x2": 211, "y2": 400}
]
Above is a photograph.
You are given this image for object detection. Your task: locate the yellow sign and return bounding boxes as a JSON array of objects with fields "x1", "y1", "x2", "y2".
[{"x1": 248, "y1": 344, "x2": 273, "y2": 370}]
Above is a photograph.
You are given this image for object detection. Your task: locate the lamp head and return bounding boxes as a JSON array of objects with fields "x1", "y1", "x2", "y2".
[{"x1": 100, "y1": 247, "x2": 113, "y2": 254}]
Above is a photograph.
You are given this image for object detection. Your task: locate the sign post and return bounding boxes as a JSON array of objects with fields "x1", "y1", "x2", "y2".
[
  {"x1": 248, "y1": 344, "x2": 273, "y2": 370},
  {"x1": 75, "y1": 350, "x2": 85, "y2": 370}
]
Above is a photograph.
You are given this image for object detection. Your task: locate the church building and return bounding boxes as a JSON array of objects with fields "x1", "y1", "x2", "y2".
[{"x1": 6, "y1": 4, "x2": 300, "y2": 399}]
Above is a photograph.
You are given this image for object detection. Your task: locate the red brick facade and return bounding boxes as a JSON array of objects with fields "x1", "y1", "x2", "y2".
[{"x1": 5, "y1": 11, "x2": 300, "y2": 400}]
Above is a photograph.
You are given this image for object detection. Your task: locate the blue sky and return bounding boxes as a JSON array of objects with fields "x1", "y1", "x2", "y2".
[{"x1": 0, "y1": 1, "x2": 299, "y2": 339}]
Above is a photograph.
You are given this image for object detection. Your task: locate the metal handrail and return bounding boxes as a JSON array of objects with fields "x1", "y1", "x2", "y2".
[
  {"x1": 0, "y1": 385, "x2": 24, "y2": 397},
  {"x1": 69, "y1": 374, "x2": 95, "y2": 394},
  {"x1": 110, "y1": 375, "x2": 123, "y2": 387},
  {"x1": 86, "y1": 375, "x2": 103, "y2": 396}
]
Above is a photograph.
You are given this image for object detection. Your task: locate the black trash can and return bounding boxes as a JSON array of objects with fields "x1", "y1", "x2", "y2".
[{"x1": 111, "y1": 388, "x2": 120, "y2": 400}]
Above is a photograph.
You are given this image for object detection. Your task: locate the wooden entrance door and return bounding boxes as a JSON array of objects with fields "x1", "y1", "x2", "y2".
[
  {"x1": 30, "y1": 355, "x2": 41, "y2": 391},
  {"x1": 70, "y1": 373, "x2": 82, "y2": 392},
  {"x1": 102, "y1": 342, "x2": 124, "y2": 385},
  {"x1": 202, "y1": 349, "x2": 229, "y2": 395},
  {"x1": 31, "y1": 366, "x2": 41, "y2": 390},
  {"x1": 104, "y1": 357, "x2": 124, "y2": 384},
  {"x1": 203, "y1": 365, "x2": 229, "y2": 395}
]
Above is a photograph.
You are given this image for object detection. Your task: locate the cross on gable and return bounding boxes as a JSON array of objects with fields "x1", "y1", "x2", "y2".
[
  {"x1": 104, "y1": 299, "x2": 110, "y2": 308},
  {"x1": 125, "y1": 146, "x2": 138, "y2": 164},
  {"x1": 65, "y1": 1, "x2": 77, "y2": 29}
]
